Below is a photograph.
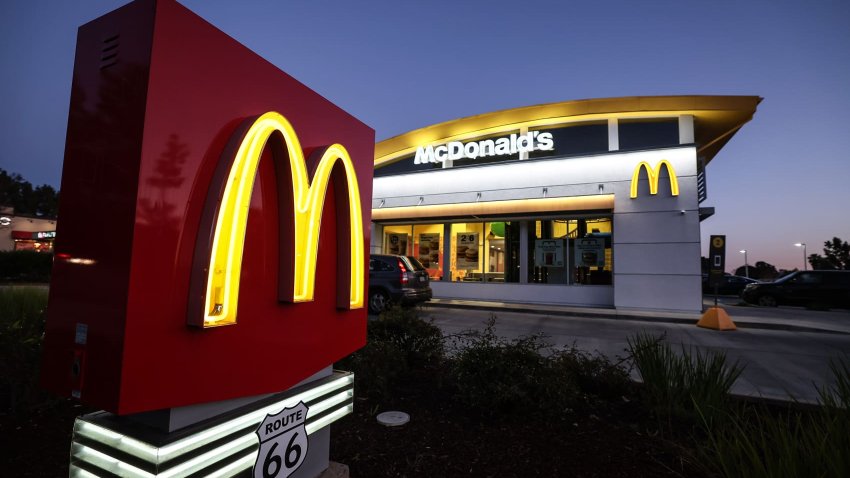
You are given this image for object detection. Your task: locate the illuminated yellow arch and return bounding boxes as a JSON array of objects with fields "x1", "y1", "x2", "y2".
[
  {"x1": 203, "y1": 112, "x2": 364, "y2": 327},
  {"x1": 630, "y1": 160, "x2": 679, "y2": 199}
]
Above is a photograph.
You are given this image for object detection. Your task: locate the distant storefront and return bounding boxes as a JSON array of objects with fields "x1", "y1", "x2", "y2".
[
  {"x1": 0, "y1": 212, "x2": 57, "y2": 253},
  {"x1": 370, "y1": 96, "x2": 761, "y2": 313}
]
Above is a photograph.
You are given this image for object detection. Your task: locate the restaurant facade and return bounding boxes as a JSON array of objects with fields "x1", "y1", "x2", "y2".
[{"x1": 369, "y1": 96, "x2": 760, "y2": 313}]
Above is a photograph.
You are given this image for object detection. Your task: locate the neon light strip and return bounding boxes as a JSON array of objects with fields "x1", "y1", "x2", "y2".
[
  {"x1": 69, "y1": 466, "x2": 100, "y2": 478},
  {"x1": 205, "y1": 453, "x2": 256, "y2": 478},
  {"x1": 72, "y1": 443, "x2": 153, "y2": 478},
  {"x1": 74, "y1": 374, "x2": 354, "y2": 465},
  {"x1": 372, "y1": 195, "x2": 614, "y2": 221},
  {"x1": 204, "y1": 112, "x2": 364, "y2": 326},
  {"x1": 306, "y1": 404, "x2": 354, "y2": 435}
]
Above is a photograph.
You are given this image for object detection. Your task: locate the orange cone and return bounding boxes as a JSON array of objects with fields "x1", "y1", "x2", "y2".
[{"x1": 697, "y1": 307, "x2": 737, "y2": 331}]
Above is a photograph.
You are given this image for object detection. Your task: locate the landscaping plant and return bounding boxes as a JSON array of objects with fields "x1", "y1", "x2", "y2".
[
  {"x1": 697, "y1": 356, "x2": 850, "y2": 478},
  {"x1": 627, "y1": 331, "x2": 743, "y2": 430}
]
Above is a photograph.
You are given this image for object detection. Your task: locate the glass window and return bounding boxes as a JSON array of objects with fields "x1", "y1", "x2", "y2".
[
  {"x1": 383, "y1": 225, "x2": 412, "y2": 256},
  {"x1": 528, "y1": 122, "x2": 609, "y2": 160},
  {"x1": 618, "y1": 118, "x2": 679, "y2": 151},
  {"x1": 530, "y1": 217, "x2": 613, "y2": 285},
  {"x1": 412, "y1": 224, "x2": 444, "y2": 280},
  {"x1": 374, "y1": 155, "x2": 443, "y2": 177},
  {"x1": 450, "y1": 222, "x2": 485, "y2": 282}
]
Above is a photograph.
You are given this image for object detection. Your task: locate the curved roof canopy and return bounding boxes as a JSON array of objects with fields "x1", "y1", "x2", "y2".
[{"x1": 375, "y1": 95, "x2": 761, "y2": 167}]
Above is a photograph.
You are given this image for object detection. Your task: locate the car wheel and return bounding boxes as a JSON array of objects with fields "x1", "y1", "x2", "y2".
[
  {"x1": 757, "y1": 295, "x2": 777, "y2": 307},
  {"x1": 368, "y1": 290, "x2": 389, "y2": 314}
]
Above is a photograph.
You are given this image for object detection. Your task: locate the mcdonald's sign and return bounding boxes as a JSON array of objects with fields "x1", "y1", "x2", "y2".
[
  {"x1": 188, "y1": 112, "x2": 365, "y2": 328},
  {"x1": 630, "y1": 160, "x2": 679, "y2": 198},
  {"x1": 41, "y1": 0, "x2": 374, "y2": 414}
]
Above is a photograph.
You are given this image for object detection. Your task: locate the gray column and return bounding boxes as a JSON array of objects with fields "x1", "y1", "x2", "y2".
[
  {"x1": 679, "y1": 115, "x2": 695, "y2": 144},
  {"x1": 442, "y1": 223, "x2": 452, "y2": 282},
  {"x1": 608, "y1": 118, "x2": 619, "y2": 151},
  {"x1": 519, "y1": 221, "x2": 529, "y2": 284}
]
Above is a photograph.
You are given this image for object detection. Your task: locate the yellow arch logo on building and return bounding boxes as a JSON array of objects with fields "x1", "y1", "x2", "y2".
[
  {"x1": 630, "y1": 160, "x2": 679, "y2": 199},
  {"x1": 192, "y1": 111, "x2": 365, "y2": 328}
]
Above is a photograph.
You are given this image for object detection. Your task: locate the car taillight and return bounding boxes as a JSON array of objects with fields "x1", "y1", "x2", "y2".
[{"x1": 398, "y1": 259, "x2": 409, "y2": 285}]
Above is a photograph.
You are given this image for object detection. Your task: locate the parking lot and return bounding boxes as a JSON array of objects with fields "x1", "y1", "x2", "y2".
[{"x1": 418, "y1": 297, "x2": 850, "y2": 404}]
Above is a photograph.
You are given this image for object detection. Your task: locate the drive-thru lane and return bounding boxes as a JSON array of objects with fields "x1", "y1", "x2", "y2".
[{"x1": 419, "y1": 301, "x2": 850, "y2": 404}]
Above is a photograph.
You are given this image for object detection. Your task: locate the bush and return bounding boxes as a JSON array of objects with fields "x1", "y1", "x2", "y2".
[
  {"x1": 698, "y1": 357, "x2": 850, "y2": 478},
  {"x1": 449, "y1": 316, "x2": 579, "y2": 416},
  {"x1": 0, "y1": 286, "x2": 49, "y2": 411},
  {"x1": 550, "y1": 346, "x2": 631, "y2": 400},
  {"x1": 0, "y1": 251, "x2": 53, "y2": 282},
  {"x1": 337, "y1": 305, "x2": 444, "y2": 399},
  {"x1": 367, "y1": 305, "x2": 444, "y2": 370},
  {"x1": 627, "y1": 332, "x2": 743, "y2": 430}
]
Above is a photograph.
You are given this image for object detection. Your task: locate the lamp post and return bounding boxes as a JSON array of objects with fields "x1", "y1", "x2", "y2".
[
  {"x1": 739, "y1": 250, "x2": 748, "y2": 278},
  {"x1": 794, "y1": 243, "x2": 807, "y2": 271}
]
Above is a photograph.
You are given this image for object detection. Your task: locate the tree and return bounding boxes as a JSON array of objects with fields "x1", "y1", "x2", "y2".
[
  {"x1": 734, "y1": 261, "x2": 779, "y2": 280},
  {"x1": 808, "y1": 237, "x2": 850, "y2": 270},
  {"x1": 0, "y1": 168, "x2": 59, "y2": 217}
]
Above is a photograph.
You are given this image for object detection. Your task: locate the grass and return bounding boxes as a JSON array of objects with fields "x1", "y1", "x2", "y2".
[
  {"x1": 0, "y1": 286, "x2": 49, "y2": 411},
  {"x1": 697, "y1": 357, "x2": 850, "y2": 478}
]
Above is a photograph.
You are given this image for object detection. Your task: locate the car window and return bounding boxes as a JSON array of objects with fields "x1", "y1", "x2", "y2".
[
  {"x1": 370, "y1": 258, "x2": 394, "y2": 272},
  {"x1": 402, "y1": 256, "x2": 426, "y2": 272},
  {"x1": 798, "y1": 273, "x2": 822, "y2": 284}
]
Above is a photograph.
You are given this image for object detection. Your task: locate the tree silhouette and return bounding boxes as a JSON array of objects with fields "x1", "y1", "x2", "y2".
[
  {"x1": 808, "y1": 237, "x2": 850, "y2": 270},
  {"x1": 0, "y1": 168, "x2": 59, "y2": 217}
]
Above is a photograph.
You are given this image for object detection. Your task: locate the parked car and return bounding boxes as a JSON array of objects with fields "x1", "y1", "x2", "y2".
[
  {"x1": 702, "y1": 274, "x2": 759, "y2": 296},
  {"x1": 368, "y1": 254, "x2": 433, "y2": 314},
  {"x1": 741, "y1": 270, "x2": 850, "y2": 308}
]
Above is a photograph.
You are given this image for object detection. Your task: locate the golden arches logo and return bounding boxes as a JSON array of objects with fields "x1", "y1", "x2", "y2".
[
  {"x1": 188, "y1": 112, "x2": 365, "y2": 328},
  {"x1": 630, "y1": 160, "x2": 679, "y2": 199}
]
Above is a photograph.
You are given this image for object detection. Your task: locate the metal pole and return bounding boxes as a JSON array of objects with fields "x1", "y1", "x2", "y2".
[
  {"x1": 796, "y1": 243, "x2": 807, "y2": 271},
  {"x1": 740, "y1": 249, "x2": 748, "y2": 278}
]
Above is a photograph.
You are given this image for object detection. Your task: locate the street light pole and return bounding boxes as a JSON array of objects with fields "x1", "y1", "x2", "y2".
[
  {"x1": 794, "y1": 243, "x2": 807, "y2": 271},
  {"x1": 740, "y1": 250, "x2": 748, "y2": 278}
]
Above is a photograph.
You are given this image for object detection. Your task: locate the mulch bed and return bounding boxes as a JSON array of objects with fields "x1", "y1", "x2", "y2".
[
  {"x1": 330, "y1": 375, "x2": 706, "y2": 478},
  {"x1": 1, "y1": 386, "x2": 706, "y2": 478}
]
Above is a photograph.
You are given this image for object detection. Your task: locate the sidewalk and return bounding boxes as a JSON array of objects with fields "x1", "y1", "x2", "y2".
[{"x1": 424, "y1": 297, "x2": 850, "y2": 335}]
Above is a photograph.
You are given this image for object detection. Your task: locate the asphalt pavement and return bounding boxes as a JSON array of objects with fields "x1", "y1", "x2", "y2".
[{"x1": 418, "y1": 296, "x2": 850, "y2": 404}]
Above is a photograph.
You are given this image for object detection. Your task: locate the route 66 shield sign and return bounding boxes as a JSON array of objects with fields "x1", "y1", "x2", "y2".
[{"x1": 253, "y1": 401, "x2": 309, "y2": 478}]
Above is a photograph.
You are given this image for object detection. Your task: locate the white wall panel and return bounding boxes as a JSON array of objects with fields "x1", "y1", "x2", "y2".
[
  {"x1": 615, "y1": 242, "x2": 701, "y2": 275},
  {"x1": 614, "y1": 274, "x2": 702, "y2": 312}
]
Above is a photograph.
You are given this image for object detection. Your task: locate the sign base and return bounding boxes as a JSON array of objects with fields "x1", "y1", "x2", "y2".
[
  {"x1": 69, "y1": 371, "x2": 354, "y2": 477},
  {"x1": 697, "y1": 307, "x2": 737, "y2": 331}
]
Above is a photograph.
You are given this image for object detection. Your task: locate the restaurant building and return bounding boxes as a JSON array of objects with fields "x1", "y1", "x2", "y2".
[
  {"x1": 370, "y1": 95, "x2": 760, "y2": 312},
  {"x1": 0, "y1": 208, "x2": 57, "y2": 253}
]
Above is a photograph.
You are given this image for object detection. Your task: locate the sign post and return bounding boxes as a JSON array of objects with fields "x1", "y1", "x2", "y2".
[{"x1": 698, "y1": 235, "x2": 737, "y2": 331}]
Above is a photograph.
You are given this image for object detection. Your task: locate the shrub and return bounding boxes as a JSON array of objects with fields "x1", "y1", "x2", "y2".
[
  {"x1": 449, "y1": 316, "x2": 579, "y2": 416},
  {"x1": 0, "y1": 286, "x2": 49, "y2": 411},
  {"x1": 627, "y1": 332, "x2": 743, "y2": 430},
  {"x1": 550, "y1": 346, "x2": 631, "y2": 400},
  {"x1": 0, "y1": 251, "x2": 53, "y2": 282},
  {"x1": 337, "y1": 305, "x2": 444, "y2": 399},
  {"x1": 367, "y1": 305, "x2": 444, "y2": 370}
]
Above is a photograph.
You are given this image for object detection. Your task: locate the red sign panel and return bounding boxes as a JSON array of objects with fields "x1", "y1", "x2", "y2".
[{"x1": 41, "y1": 0, "x2": 373, "y2": 415}]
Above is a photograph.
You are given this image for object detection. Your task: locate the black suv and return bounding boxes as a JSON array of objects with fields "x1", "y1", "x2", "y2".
[
  {"x1": 368, "y1": 254, "x2": 433, "y2": 314},
  {"x1": 741, "y1": 270, "x2": 850, "y2": 308}
]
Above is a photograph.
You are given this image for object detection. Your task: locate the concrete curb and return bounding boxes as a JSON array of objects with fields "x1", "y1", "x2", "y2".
[{"x1": 422, "y1": 300, "x2": 850, "y2": 336}]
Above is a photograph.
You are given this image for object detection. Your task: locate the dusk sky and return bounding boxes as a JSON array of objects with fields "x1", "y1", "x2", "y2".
[{"x1": 2, "y1": 0, "x2": 848, "y2": 272}]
